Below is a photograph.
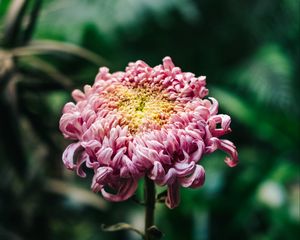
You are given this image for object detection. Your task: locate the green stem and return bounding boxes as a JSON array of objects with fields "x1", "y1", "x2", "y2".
[{"x1": 144, "y1": 176, "x2": 156, "y2": 240}]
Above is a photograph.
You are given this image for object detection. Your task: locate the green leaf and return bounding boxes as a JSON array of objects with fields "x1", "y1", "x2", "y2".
[
  {"x1": 147, "y1": 225, "x2": 163, "y2": 239},
  {"x1": 34, "y1": 0, "x2": 199, "y2": 43},
  {"x1": 101, "y1": 222, "x2": 144, "y2": 237},
  {"x1": 210, "y1": 87, "x2": 294, "y2": 149},
  {"x1": 231, "y1": 44, "x2": 296, "y2": 113}
]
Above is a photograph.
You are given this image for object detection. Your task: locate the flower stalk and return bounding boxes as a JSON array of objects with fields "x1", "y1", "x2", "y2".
[{"x1": 144, "y1": 176, "x2": 156, "y2": 240}]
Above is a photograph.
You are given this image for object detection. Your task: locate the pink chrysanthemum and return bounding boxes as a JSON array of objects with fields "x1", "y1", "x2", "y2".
[{"x1": 59, "y1": 57, "x2": 238, "y2": 208}]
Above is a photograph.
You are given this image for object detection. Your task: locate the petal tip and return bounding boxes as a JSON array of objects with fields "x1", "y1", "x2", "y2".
[{"x1": 225, "y1": 156, "x2": 239, "y2": 167}]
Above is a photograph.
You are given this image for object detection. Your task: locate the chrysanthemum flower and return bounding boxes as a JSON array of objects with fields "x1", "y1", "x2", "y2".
[{"x1": 59, "y1": 57, "x2": 238, "y2": 208}]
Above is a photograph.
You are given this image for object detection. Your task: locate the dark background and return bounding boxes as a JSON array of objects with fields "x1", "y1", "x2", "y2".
[{"x1": 0, "y1": 0, "x2": 299, "y2": 239}]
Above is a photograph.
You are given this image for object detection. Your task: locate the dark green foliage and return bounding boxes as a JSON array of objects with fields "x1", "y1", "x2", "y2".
[{"x1": 0, "y1": 0, "x2": 299, "y2": 239}]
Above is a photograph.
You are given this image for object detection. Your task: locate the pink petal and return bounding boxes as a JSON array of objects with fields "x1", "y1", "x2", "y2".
[
  {"x1": 219, "y1": 140, "x2": 239, "y2": 167},
  {"x1": 112, "y1": 147, "x2": 127, "y2": 166},
  {"x1": 158, "y1": 150, "x2": 171, "y2": 165},
  {"x1": 91, "y1": 166, "x2": 113, "y2": 192},
  {"x1": 76, "y1": 152, "x2": 89, "y2": 177},
  {"x1": 206, "y1": 138, "x2": 238, "y2": 167},
  {"x1": 190, "y1": 140, "x2": 205, "y2": 162},
  {"x1": 149, "y1": 161, "x2": 166, "y2": 180},
  {"x1": 72, "y1": 89, "x2": 85, "y2": 102},
  {"x1": 97, "y1": 147, "x2": 113, "y2": 165},
  {"x1": 163, "y1": 56, "x2": 175, "y2": 70},
  {"x1": 62, "y1": 142, "x2": 82, "y2": 170},
  {"x1": 101, "y1": 178, "x2": 138, "y2": 202},
  {"x1": 179, "y1": 165, "x2": 205, "y2": 188},
  {"x1": 156, "y1": 168, "x2": 177, "y2": 185},
  {"x1": 59, "y1": 113, "x2": 82, "y2": 139},
  {"x1": 165, "y1": 181, "x2": 180, "y2": 209},
  {"x1": 208, "y1": 97, "x2": 218, "y2": 115},
  {"x1": 174, "y1": 162, "x2": 195, "y2": 177},
  {"x1": 120, "y1": 155, "x2": 140, "y2": 178},
  {"x1": 209, "y1": 114, "x2": 231, "y2": 137}
]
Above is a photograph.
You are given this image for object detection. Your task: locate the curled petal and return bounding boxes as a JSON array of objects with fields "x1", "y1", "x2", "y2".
[
  {"x1": 146, "y1": 140, "x2": 165, "y2": 151},
  {"x1": 163, "y1": 132, "x2": 179, "y2": 154},
  {"x1": 59, "y1": 113, "x2": 82, "y2": 139},
  {"x1": 101, "y1": 178, "x2": 138, "y2": 202},
  {"x1": 163, "y1": 56, "x2": 175, "y2": 70},
  {"x1": 199, "y1": 86, "x2": 209, "y2": 98},
  {"x1": 72, "y1": 89, "x2": 86, "y2": 102},
  {"x1": 93, "y1": 167, "x2": 113, "y2": 184},
  {"x1": 205, "y1": 137, "x2": 219, "y2": 154},
  {"x1": 63, "y1": 102, "x2": 76, "y2": 113},
  {"x1": 158, "y1": 150, "x2": 171, "y2": 165},
  {"x1": 149, "y1": 161, "x2": 166, "y2": 181},
  {"x1": 194, "y1": 106, "x2": 210, "y2": 121},
  {"x1": 156, "y1": 168, "x2": 177, "y2": 185},
  {"x1": 206, "y1": 138, "x2": 238, "y2": 167},
  {"x1": 174, "y1": 162, "x2": 195, "y2": 177},
  {"x1": 225, "y1": 157, "x2": 238, "y2": 167},
  {"x1": 81, "y1": 140, "x2": 101, "y2": 153},
  {"x1": 134, "y1": 146, "x2": 158, "y2": 169},
  {"x1": 82, "y1": 109, "x2": 96, "y2": 128},
  {"x1": 96, "y1": 67, "x2": 110, "y2": 81},
  {"x1": 208, "y1": 97, "x2": 218, "y2": 115},
  {"x1": 81, "y1": 140, "x2": 101, "y2": 168},
  {"x1": 120, "y1": 155, "x2": 140, "y2": 178},
  {"x1": 116, "y1": 136, "x2": 129, "y2": 149},
  {"x1": 84, "y1": 84, "x2": 92, "y2": 95},
  {"x1": 209, "y1": 114, "x2": 231, "y2": 137},
  {"x1": 165, "y1": 181, "x2": 180, "y2": 209},
  {"x1": 97, "y1": 147, "x2": 113, "y2": 165},
  {"x1": 62, "y1": 142, "x2": 82, "y2": 170},
  {"x1": 190, "y1": 140, "x2": 205, "y2": 162},
  {"x1": 219, "y1": 140, "x2": 239, "y2": 167},
  {"x1": 76, "y1": 152, "x2": 89, "y2": 177},
  {"x1": 91, "y1": 166, "x2": 113, "y2": 192},
  {"x1": 112, "y1": 147, "x2": 127, "y2": 166},
  {"x1": 179, "y1": 134, "x2": 193, "y2": 151},
  {"x1": 179, "y1": 165, "x2": 205, "y2": 188}
]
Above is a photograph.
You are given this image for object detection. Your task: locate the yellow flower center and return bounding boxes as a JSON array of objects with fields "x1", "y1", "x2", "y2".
[{"x1": 107, "y1": 86, "x2": 175, "y2": 133}]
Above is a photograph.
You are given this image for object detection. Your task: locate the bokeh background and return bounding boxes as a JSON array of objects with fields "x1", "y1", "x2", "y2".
[{"x1": 0, "y1": 0, "x2": 299, "y2": 239}]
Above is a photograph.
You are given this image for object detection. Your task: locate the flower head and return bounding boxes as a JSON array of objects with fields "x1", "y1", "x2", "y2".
[{"x1": 59, "y1": 57, "x2": 238, "y2": 208}]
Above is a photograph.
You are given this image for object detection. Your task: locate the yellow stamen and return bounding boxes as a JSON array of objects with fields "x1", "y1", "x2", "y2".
[{"x1": 106, "y1": 86, "x2": 175, "y2": 132}]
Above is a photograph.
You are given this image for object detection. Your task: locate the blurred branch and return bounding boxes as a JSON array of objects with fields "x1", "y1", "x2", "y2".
[
  {"x1": 21, "y1": 0, "x2": 43, "y2": 44},
  {"x1": 2, "y1": 0, "x2": 29, "y2": 47},
  {"x1": 17, "y1": 75, "x2": 69, "y2": 92},
  {"x1": 18, "y1": 56, "x2": 73, "y2": 89},
  {"x1": 18, "y1": 96, "x2": 61, "y2": 151},
  {"x1": 11, "y1": 40, "x2": 109, "y2": 66},
  {"x1": 0, "y1": 75, "x2": 27, "y2": 179},
  {"x1": 0, "y1": 50, "x2": 14, "y2": 90},
  {"x1": 46, "y1": 179, "x2": 107, "y2": 210},
  {"x1": 0, "y1": 226, "x2": 23, "y2": 240}
]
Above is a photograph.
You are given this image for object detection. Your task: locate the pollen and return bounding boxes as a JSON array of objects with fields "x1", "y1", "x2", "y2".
[{"x1": 106, "y1": 86, "x2": 175, "y2": 133}]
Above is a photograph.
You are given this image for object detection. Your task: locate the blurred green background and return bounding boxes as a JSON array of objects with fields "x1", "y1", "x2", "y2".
[{"x1": 0, "y1": 0, "x2": 299, "y2": 239}]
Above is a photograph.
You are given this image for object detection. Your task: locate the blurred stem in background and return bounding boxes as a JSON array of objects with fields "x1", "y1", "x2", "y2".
[
  {"x1": 0, "y1": 0, "x2": 107, "y2": 178},
  {"x1": 0, "y1": 1, "x2": 110, "y2": 239},
  {"x1": 0, "y1": 0, "x2": 41, "y2": 180}
]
